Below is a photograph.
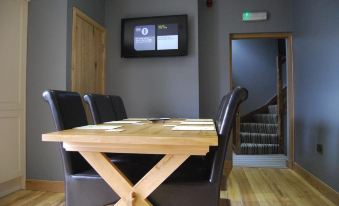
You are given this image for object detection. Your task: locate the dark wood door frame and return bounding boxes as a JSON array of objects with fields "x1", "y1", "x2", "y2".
[{"x1": 229, "y1": 33, "x2": 295, "y2": 169}]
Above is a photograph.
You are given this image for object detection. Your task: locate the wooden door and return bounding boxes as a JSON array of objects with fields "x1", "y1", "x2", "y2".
[
  {"x1": 72, "y1": 7, "x2": 106, "y2": 95},
  {"x1": 0, "y1": 0, "x2": 27, "y2": 197}
]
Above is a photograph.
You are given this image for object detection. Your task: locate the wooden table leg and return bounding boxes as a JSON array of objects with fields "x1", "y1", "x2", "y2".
[
  {"x1": 79, "y1": 152, "x2": 151, "y2": 206},
  {"x1": 115, "y1": 154, "x2": 190, "y2": 206},
  {"x1": 80, "y1": 152, "x2": 189, "y2": 206}
]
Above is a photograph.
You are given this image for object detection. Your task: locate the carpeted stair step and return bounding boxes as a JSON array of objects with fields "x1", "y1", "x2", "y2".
[
  {"x1": 240, "y1": 143, "x2": 280, "y2": 155},
  {"x1": 240, "y1": 123, "x2": 278, "y2": 134},
  {"x1": 252, "y1": 114, "x2": 277, "y2": 124},
  {"x1": 240, "y1": 132, "x2": 279, "y2": 144},
  {"x1": 268, "y1": 105, "x2": 278, "y2": 114}
]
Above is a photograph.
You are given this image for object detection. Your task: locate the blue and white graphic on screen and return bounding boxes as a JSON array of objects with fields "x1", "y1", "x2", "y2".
[
  {"x1": 134, "y1": 25, "x2": 155, "y2": 51},
  {"x1": 157, "y1": 24, "x2": 178, "y2": 50}
]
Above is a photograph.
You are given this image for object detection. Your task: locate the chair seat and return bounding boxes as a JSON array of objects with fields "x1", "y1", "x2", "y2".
[
  {"x1": 72, "y1": 156, "x2": 160, "y2": 184},
  {"x1": 150, "y1": 180, "x2": 218, "y2": 206},
  {"x1": 165, "y1": 156, "x2": 211, "y2": 183},
  {"x1": 68, "y1": 171, "x2": 118, "y2": 206},
  {"x1": 71, "y1": 155, "x2": 214, "y2": 206},
  {"x1": 108, "y1": 153, "x2": 162, "y2": 164},
  {"x1": 74, "y1": 155, "x2": 210, "y2": 184}
]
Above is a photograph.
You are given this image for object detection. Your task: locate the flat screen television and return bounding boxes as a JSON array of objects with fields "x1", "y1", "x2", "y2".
[{"x1": 121, "y1": 15, "x2": 188, "y2": 58}]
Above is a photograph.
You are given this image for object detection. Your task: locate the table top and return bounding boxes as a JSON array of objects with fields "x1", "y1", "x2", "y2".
[{"x1": 42, "y1": 119, "x2": 218, "y2": 147}]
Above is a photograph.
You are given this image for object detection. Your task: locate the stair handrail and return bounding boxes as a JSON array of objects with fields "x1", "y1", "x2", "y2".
[{"x1": 241, "y1": 86, "x2": 286, "y2": 122}]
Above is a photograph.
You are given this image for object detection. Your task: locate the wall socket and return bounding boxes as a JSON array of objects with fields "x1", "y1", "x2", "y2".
[{"x1": 316, "y1": 144, "x2": 323, "y2": 154}]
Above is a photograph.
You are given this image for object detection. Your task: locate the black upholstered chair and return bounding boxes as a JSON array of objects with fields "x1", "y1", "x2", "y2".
[
  {"x1": 42, "y1": 88, "x2": 247, "y2": 206},
  {"x1": 83, "y1": 93, "x2": 162, "y2": 165},
  {"x1": 110, "y1": 95, "x2": 128, "y2": 120},
  {"x1": 83, "y1": 94, "x2": 127, "y2": 123},
  {"x1": 83, "y1": 94, "x2": 118, "y2": 124},
  {"x1": 214, "y1": 94, "x2": 228, "y2": 128},
  {"x1": 42, "y1": 90, "x2": 121, "y2": 206},
  {"x1": 148, "y1": 87, "x2": 248, "y2": 206}
]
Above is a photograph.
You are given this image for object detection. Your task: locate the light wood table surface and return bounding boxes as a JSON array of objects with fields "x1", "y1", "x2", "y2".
[{"x1": 42, "y1": 119, "x2": 218, "y2": 206}]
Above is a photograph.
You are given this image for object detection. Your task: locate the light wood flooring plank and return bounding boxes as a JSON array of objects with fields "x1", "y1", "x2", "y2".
[
  {"x1": 223, "y1": 167, "x2": 336, "y2": 206},
  {"x1": 0, "y1": 190, "x2": 64, "y2": 206},
  {"x1": 0, "y1": 168, "x2": 336, "y2": 206}
]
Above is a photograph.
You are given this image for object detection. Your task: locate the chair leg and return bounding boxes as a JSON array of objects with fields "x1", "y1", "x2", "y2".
[
  {"x1": 221, "y1": 160, "x2": 233, "y2": 191},
  {"x1": 219, "y1": 198, "x2": 231, "y2": 206},
  {"x1": 220, "y1": 174, "x2": 227, "y2": 190}
]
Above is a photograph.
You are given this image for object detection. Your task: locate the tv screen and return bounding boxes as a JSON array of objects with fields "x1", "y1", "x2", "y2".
[{"x1": 121, "y1": 15, "x2": 188, "y2": 58}]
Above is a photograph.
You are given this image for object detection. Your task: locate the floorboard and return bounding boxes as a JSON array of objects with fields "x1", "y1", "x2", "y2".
[
  {"x1": 0, "y1": 168, "x2": 335, "y2": 206},
  {"x1": 222, "y1": 167, "x2": 336, "y2": 206}
]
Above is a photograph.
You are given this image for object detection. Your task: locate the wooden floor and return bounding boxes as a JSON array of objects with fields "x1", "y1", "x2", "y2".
[
  {"x1": 222, "y1": 167, "x2": 336, "y2": 206},
  {"x1": 0, "y1": 168, "x2": 335, "y2": 206},
  {"x1": 0, "y1": 190, "x2": 64, "y2": 206}
]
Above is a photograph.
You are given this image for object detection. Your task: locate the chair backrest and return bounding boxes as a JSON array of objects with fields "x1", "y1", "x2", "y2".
[
  {"x1": 209, "y1": 87, "x2": 248, "y2": 183},
  {"x1": 83, "y1": 94, "x2": 117, "y2": 124},
  {"x1": 214, "y1": 95, "x2": 228, "y2": 133},
  {"x1": 110, "y1": 95, "x2": 127, "y2": 120},
  {"x1": 42, "y1": 90, "x2": 91, "y2": 175}
]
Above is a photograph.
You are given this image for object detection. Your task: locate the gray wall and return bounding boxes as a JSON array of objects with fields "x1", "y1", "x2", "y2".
[
  {"x1": 232, "y1": 39, "x2": 278, "y2": 114},
  {"x1": 66, "y1": 0, "x2": 106, "y2": 89},
  {"x1": 27, "y1": 1, "x2": 339, "y2": 193},
  {"x1": 26, "y1": 0, "x2": 68, "y2": 180},
  {"x1": 198, "y1": 0, "x2": 293, "y2": 118},
  {"x1": 105, "y1": 0, "x2": 199, "y2": 118},
  {"x1": 27, "y1": 0, "x2": 106, "y2": 181},
  {"x1": 293, "y1": 0, "x2": 339, "y2": 191}
]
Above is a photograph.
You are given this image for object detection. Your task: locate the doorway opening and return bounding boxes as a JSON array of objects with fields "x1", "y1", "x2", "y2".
[{"x1": 229, "y1": 33, "x2": 294, "y2": 168}]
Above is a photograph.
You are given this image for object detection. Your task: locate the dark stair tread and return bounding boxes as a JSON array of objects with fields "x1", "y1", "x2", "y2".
[
  {"x1": 240, "y1": 132, "x2": 279, "y2": 144},
  {"x1": 254, "y1": 113, "x2": 277, "y2": 117},
  {"x1": 241, "y1": 114, "x2": 278, "y2": 124},
  {"x1": 240, "y1": 123, "x2": 278, "y2": 126},
  {"x1": 239, "y1": 104, "x2": 281, "y2": 154},
  {"x1": 240, "y1": 132, "x2": 278, "y2": 136},
  {"x1": 253, "y1": 114, "x2": 277, "y2": 124},
  {"x1": 240, "y1": 143, "x2": 280, "y2": 147},
  {"x1": 241, "y1": 139, "x2": 278, "y2": 145},
  {"x1": 240, "y1": 123, "x2": 278, "y2": 134},
  {"x1": 239, "y1": 143, "x2": 280, "y2": 155}
]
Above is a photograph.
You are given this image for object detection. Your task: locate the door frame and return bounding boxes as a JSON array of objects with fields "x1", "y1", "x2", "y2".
[{"x1": 229, "y1": 32, "x2": 295, "y2": 168}]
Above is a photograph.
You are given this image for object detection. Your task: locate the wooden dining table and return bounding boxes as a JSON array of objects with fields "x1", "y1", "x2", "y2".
[{"x1": 42, "y1": 119, "x2": 218, "y2": 206}]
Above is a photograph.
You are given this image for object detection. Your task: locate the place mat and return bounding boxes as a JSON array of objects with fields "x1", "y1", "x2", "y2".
[
  {"x1": 180, "y1": 121, "x2": 214, "y2": 125},
  {"x1": 163, "y1": 124, "x2": 177, "y2": 127},
  {"x1": 185, "y1": 119, "x2": 213, "y2": 122},
  {"x1": 105, "y1": 121, "x2": 141, "y2": 124},
  {"x1": 172, "y1": 125, "x2": 215, "y2": 131},
  {"x1": 124, "y1": 118, "x2": 149, "y2": 121},
  {"x1": 75, "y1": 125, "x2": 122, "y2": 130},
  {"x1": 105, "y1": 129, "x2": 125, "y2": 132}
]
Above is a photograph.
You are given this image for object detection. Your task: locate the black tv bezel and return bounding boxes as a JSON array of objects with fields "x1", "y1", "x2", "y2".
[{"x1": 121, "y1": 15, "x2": 188, "y2": 58}]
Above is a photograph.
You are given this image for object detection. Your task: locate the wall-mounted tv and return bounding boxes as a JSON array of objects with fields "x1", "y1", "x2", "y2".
[{"x1": 121, "y1": 15, "x2": 188, "y2": 58}]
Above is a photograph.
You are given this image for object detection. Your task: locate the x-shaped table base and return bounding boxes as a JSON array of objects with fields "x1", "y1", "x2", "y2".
[{"x1": 80, "y1": 151, "x2": 190, "y2": 206}]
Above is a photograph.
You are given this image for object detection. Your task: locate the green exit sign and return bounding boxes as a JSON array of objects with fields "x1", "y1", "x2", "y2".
[{"x1": 242, "y1": 11, "x2": 268, "y2": 22}]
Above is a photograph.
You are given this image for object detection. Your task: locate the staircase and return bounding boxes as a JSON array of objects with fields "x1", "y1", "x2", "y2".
[
  {"x1": 232, "y1": 53, "x2": 287, "y2": 166},
  {"x1": 239, "y1": 105, "x2": 280, "y2": 154}
]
